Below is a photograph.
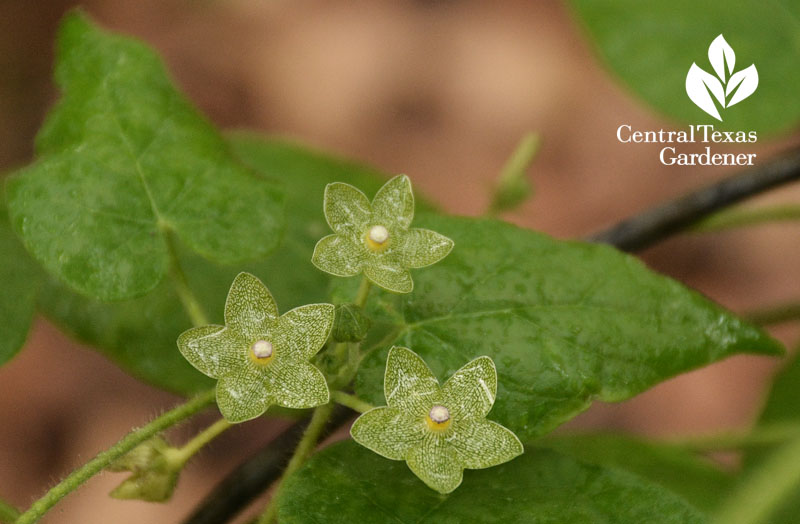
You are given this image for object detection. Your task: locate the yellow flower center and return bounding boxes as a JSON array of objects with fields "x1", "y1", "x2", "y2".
[
  {"x1": 426, "y1": 405, "x2": 452, "y2": 432},
  {"x1": 365, "y1": 225, "x2": 390, "y2": 252},
  {"x1": 249, "y1": 339, "x2": 274, "y2": 365}
]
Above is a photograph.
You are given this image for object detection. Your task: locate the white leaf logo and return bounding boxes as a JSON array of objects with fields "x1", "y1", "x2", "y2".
[{"x1": 685, "y1": 34, "x2": 758, "y2": 121}]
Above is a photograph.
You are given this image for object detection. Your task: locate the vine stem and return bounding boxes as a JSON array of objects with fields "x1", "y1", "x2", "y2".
[
  {"x1": 15, "y1": 389, "x2": 216, "y2": 524},
  {"x1": 165, "y1": 231, "x2": 210, "y2": 327},
  {"x1": 354, "y1": 277, "x2": 372, "y2": 308},
  {"x1": 665, "y1": 422, "x2": 800, "y2": 451},
  {"x1": 0, "y1": 499, "x2": 20, "y2": 524},
  {"x1": 168, "y1": 418, "x2": 232, "y2": 468},
  {"x1": 692, "y1": 204, "x2": 800, "y2": 233},
  {"x1": 588, "y1": 145, "x2": 800, "y2": 251},
  {"x1": 744, "y1": 301, "x2": 800, "y2": 326},
  {"x1": 712, "y1": 435, "x2": 800, "y2": 524},
  {"x1": 331, "y1": 391, "x2": 374, "y2": 413},
  {"x1": 257, "y1": 402, "x2": 336, "y2": 524}
]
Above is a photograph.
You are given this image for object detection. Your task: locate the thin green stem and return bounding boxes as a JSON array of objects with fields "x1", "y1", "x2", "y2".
[
  {"x1": 692, "y1": 204, "x2": 800, "y2": 233},
  {"x1": 354, "y1": 277, "x2": 372, "y2": 308},
  {"x1": 165, "y1": 231, "x2": 210, "y2": 327},
  {"x1": 257, "y1": 403, "x2": 335, "y2": 524},
  {"x1": 168, "y1": 418, "x2": 233, "y2": 469},
  {"x1": 487, "y1": 132, "x2": 540, "y2": 217},
  {"x1": 713, "y1": 435, "x2": 800, "y2": 524},
  {"x1": 0, "y1": 498, "x2": 20, "y2": 524},
  {"x1": 15, "y1": 389, "x2": 216, "y2": 524},
  {"x1": 666, "y1": 423, "x2": 800, "y2": 451},
  {"x1": 331, "y1": 390, "x2": 374, "y2": 413},
  {"x1": 743, "y1": 301, "x2": 800, "y2": 326}
]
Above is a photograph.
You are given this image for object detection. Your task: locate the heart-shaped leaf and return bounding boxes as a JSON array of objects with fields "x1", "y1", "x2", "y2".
[
  {"x1": 38, "y1": 136, "x2": 391, "y2": 394},
  {"x1": 6, "y1": 12, "x2": 284, "y2": 300},
  {"x1": 353, "y1": 215, "x2": 783, "y2": 441}
]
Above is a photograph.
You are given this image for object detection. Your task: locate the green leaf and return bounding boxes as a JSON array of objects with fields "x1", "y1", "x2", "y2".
[
  {"x1": 0, "y1": 196, "x2": 41, "y2": 366},
  {"x1": 735, "y1": 352, "x2": 800, "y2": 523},
  {"x1": 488, "y1": 133, "x2": 539, "y2": 215},
  {"x1": 6, "y1": 12, "x2": 284, "y2": 300},
  {"x1": 568, "y1": 0, "x2": 800, "y2": 134},
  {"x1": 541, "y1": 434, "x2": 734, "y2": 513},
  {"x1": 279, "y1": 440, "x2": 706, "y2": 523},
  {"x1": 36, "y1": 135, "x2": 391, "y2": 394},
  {"x1": 756, "y1": 352, "x2": 800, "y2": 427},
  {"x1": 354, "y1": 215, "x2": 782, "y2": 440}
]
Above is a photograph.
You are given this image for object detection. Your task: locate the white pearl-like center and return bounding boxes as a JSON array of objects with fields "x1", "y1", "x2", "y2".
[
  {"x1": 251, "y1": 340, "x2": 274, "y2": 359},
  {"x1": 429, "y1": 405, "x2": 450, "y2": 424},
  {"x1": 368, "y1": 225, "x2": 389, "y2": 245}
]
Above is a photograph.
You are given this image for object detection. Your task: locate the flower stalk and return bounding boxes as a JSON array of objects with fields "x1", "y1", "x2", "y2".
[
  {"x1": 257, "y1": 402, "x2": 336, "y2": 524},
  {"x1": 331, "y1": 391, "x2": 374, "y2": 413}
]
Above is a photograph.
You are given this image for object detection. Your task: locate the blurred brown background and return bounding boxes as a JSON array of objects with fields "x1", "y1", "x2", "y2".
[{"x1": 1, "y1": 1, "x2": 799, "y2": 522}]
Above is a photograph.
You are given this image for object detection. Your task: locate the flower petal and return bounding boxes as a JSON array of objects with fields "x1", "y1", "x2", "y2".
[
  {"x1": 216, "y1": 368, "x2": 273, "y2": 423},
  {"x1": 384, "y1": 346, "x2": 440, "y2": 416},
  {"x1": 273, "y1": 303, "x2": 335, "y2": 361},
  {"x1": 311, "y1": 234, "x2": 366, "y2": 277},
  {"x1": 364, "y1": 258, "x2": 413, "y2": 293},
  {"x1": 400, "y1": 228, "x2": 454, "y2": 268},
  {"x1": 269, "y1": 360, "x2": 330, "y2": 409},
  {"x1": 324, "y1": 182, "x2": 372, "y2": 236},
  {"x1": 177, "y1": 325, "x2": 244, "y2": 378},
  {"x1": 449, "y1": 419, "x2": 523, "y2": 469},
  {"x1": 350, "y1": 406, "x2": 424, "y2": 460},
  {"x1": 224, "y1": 272, "x2": 279, "y2": 340},
  {"x1": 441, "y1": 356, "x2": 497, "y2": 421},
  {"x1": 372, "y1": 175, "x2": 414, "y2": 229},
  {"x1": 406, "y1": 435, "x2": 463, "y2": 494}
]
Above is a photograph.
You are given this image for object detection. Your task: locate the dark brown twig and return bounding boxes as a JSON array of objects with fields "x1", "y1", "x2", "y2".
[
  {"x1": 181, "y1": 408, "x2": 352, "y2": 524},
  {"x1": 588, "y1": 146, "x2": 800, "y2": 251}
]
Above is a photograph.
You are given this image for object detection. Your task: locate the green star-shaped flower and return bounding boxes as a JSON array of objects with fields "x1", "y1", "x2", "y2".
[
  {"x1": 312, "y1": 175, "x2": 454, "y2": 293},
  {"x1": 350, "y1": 346, "x2": 523, "y2": 494},
  {"x1": 177, "y1": 272, "x2": 333, "y2": 423}
]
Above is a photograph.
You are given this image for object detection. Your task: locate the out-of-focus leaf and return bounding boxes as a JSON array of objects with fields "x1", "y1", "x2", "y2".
[
  {"x1": 0, "y1": 195, "x2": 41, "y2": 366},
  {"x1": 569, "y1": 0, "x2": 799, "y2": 134},
  {"x1": 737, "y1": 352, "x2": 800, "y2": 522}
]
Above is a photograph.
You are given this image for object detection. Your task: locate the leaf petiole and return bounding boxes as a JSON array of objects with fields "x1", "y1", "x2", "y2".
[{"x1": 165, "y1": 230, "x2": 210, "y2": 327}]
